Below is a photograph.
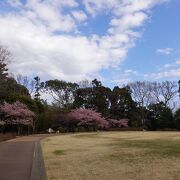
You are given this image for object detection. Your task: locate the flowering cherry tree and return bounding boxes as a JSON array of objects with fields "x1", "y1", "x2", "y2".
[
  {"x1": 0, "y1": 121, "x2": 5, "y2": 126},
  {"x1": 65, "y1": 109, "x2": 129, "y2": 131},
  {"x1": 108, "y1": 119, "x2": 129, "y2": 128},
  {"x1": 0, "y1": 101, "x2": 35, "y2": 134},
  {"x1": 67, "y1": 109, "x2": 109, "y2": 130},
  {"x1": 54, "y1": 109, "x2": 129, "y2": 132}
]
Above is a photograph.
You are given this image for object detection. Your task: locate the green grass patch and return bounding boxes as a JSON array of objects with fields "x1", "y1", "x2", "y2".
[
  {"x1": 109, "y1": 139, "x2": 180, "y2": 159},
  {"x1": 53, "y1": 150, "x2": 66, "y2": 155},
  {"x1": 73, "y1": 133, "x2": 99, "y2": 138}
]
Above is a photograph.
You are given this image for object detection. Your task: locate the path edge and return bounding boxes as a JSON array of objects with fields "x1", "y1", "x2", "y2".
[{"x1": 30, "y1": 139, "x2": 47, "y2": 180}]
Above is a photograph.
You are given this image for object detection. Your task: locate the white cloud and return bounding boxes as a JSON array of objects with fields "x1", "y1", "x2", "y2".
[
  {"x1": 110, "y1": 12, "x2": 148, "y2": 32},
  {"x1": 7, "y1": 0, "x2": 23, "y2": 7},
  {"x1": 146, "y1": 59, "x2": 180, "y2": 80},
  {"x1": 82, "y1": 0, "x2": 119, "y2": 16},
  {"x1": 24, "y1": 0, "x2": 77, "y2": 32},
  {"x1": 113, "y1": 0, "x2": 169, "y2": 15},
  {"x1": 0, "y1": 0, "x2": 169, "y2": 82},
  {"x1": 176, "y1": 59, "x2": 180, "y2": 64},
  {"x1": 0, "y1": 15, "x2": 127, "y2": 81},
  {"x1": 82, "y1": 0, "x2": 168, "y2": 16},
  {"x1": 26, "y1": 0, "x2": 78, "y2": 8},
  {"x1": 150, "y1": 69, "x2": 180, "y2": 79},
  {"x1": 71, "y1": 10, "x2": 87, "y2": 22},
  {"x1": 156, "y1": 48, "x2": 173, "y2": 55},
  {"x1": 111, "y1": 69, "x2": 139, "y2": 85}
]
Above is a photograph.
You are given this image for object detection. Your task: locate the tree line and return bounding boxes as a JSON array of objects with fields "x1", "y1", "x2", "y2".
[{"x1": 0, "y1": 45, "x2": 180, "y2": 134}]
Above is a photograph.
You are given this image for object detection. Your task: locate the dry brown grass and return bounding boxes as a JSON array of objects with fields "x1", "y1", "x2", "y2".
[{"x1": 41, "y1": 131, "x2": 180, "y2": 180}]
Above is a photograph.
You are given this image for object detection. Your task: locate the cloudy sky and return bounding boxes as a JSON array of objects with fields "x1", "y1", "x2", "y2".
[{"x1": 0, "y1": 0, "x2": 180, "y2": 87}]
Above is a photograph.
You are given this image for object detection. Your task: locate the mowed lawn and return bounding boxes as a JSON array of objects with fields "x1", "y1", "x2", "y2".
[{"x1": 41, "y1": 132, "x2": 180, "y2": 180}]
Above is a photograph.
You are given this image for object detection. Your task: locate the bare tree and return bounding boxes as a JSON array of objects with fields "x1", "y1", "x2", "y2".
[
  {"x1": 15, "y1": 74, "x2": 35, "y2": 96},
  {"x1": 129, "y1": 81, "x2": 178, "y2": 126},
  {"x1": 129, "y1": 81, "x2": 152, "y2": 126},
  {"x1": 129, "y1": 81, "x2": 152, "y2": 107},
  {"x1": 160, "y1": 81, "x2": 177, "y2": 106},
  {"x1": 150, "y1": 82, "x2": 162, "y2": 104},
  {"x1": 151, "y1": 81, "x2": 178, "y2": 108}
]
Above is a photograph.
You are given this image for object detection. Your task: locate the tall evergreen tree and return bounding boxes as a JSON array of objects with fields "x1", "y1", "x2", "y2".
[{"x1": 147, "y1": 102, "x2": 174, "y2": 130}]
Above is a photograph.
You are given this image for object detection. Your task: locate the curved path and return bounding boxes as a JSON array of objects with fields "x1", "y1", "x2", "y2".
[{"x1": 0, "y1": 135, "x2": 47, "y2": 180}]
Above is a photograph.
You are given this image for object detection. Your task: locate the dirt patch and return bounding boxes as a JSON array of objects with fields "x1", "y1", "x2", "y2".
[{"x1": 0, "y1": 133, "x2": 16, "y2": 142}]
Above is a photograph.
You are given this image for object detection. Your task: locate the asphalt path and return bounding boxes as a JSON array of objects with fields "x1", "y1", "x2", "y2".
[{"x1": 0, "y1": 135, "x2": 47, "y2": 180}]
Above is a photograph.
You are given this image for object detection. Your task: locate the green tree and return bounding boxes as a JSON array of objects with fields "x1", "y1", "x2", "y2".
[
  {"x1": 34, "y1": 76, "x2": 43, "y2": 101},
  {"x1": 147, "y1": 102, "x2": 174, "y2": 130},
  {"x1": 74, "y1": 79, "x2": 111, "y2": 116},
  {"x1": 91, "y1": 86, "x2": 111, "y2": 116},
  {"x1": 0, "y1": 45, "x2": 9, "y2": 80},
  {"x1": 110, "y1": 86, "x2": 137, "y2": 124},
  {"x1": 174, "y1": 109, "x2": 180, "y2": 130},
  {"x1": 44, "y1": 79, "x2": 78, "y2": 109},
  {"x1": 0, "y1": 45, "x2": 10, "y2": 103},
  {"x1": 73, "y1": 87, "x2": 94, "y2": 109}
]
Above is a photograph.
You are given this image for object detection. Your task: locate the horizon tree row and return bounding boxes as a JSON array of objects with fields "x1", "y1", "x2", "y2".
[
  {"x1": 31, "y1": 77, "x2": 179, "y2": 130},
  {"x1": 1, "y1": 44, "x2": 180, "y2": 133}
]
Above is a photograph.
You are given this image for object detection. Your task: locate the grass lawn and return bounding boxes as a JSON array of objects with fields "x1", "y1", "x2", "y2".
[{"x1": 41, "y1": 131, "x2": 180, "y2": 180}]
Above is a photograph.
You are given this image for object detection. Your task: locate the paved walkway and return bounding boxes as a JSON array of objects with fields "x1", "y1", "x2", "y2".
[{"x1": 0, "y1": 135, "x2": 46, "y2": 180}]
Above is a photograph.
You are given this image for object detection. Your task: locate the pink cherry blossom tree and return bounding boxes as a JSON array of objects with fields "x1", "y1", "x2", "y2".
[
  {"x1": 108, "y1": 118, "x2": 129, "y2": 128},
  {"x1": 0, "y1": 101, "x2": 35, "y2": 134},
  {"x1": 0, "y1": 121, "x2": 5, "y2": 126},
  {"x1": 66, "y1": 109, "x2": 109, "y2": 130},
  {"x1": 54, "y1": 109, "x2": 129, "y2": 132}
]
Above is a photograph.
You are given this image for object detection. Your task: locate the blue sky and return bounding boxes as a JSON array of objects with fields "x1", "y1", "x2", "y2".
[
  {"x1": 101, "y1": 0, "x2": 180, "y2": 87},
  {"x1": 0, "y1": 0, "x2": 180, "y2": 87}
]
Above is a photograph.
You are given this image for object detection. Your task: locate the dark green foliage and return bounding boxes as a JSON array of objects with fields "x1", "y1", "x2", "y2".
[
  {"x1": 174, "y1": 109, "x2": 180, "y2": 130},
  {"x1": 0, "y1": 48, "x2": 30, "y2": 101},
  {"x1": 0, "y1": 45, "x2": 9, "y2": 81},
  {"x1": 0, "y1": 62, "x2": 8, "y2": 80},
  {"x1": 34, "y1": 76, "x2": 45, "y2": 101},
  {"x1": 74, "y1": 79, "x2": 111, "y2": 116},
  {"x1": 92, "y1": 78, "x2": 102, "y2": 87},
  {"x1": 110, "y1": 86, "x2": 137, "y2": 120},
  {"x1": 0, "y1": 58, "x2": 30, "y2": 104},
  {"x1": 146, "y1": 102, "x2": 174, "y2": 130},
  {"x1": 91, "y1": 86, "x2": 111, "y2": 116},
  {"x1": 90, "y1": 79, "x2": 111, "y2": 115},
  {"x1": 38, "y1": 105, "x2": 60, "y2": 132},
  {"x1": 74, "y1": 81, "x2": 138, "y2": 125},
  {"x1": 0, "y1": 77, "x2": 30, "y2": 103},
  {"x1": 73, "y1": 87, "x2": 94, "y2": 109}
]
